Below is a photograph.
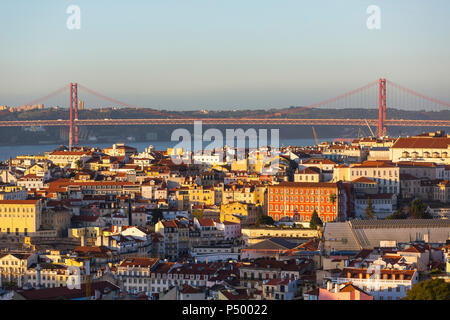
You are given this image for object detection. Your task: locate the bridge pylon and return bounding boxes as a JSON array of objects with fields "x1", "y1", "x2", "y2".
[
  {"x1": 378, "y1": 78, "x2": 387, "y2": 138},
  {"x1": 69, "y1": 83, "x2": 78, "y2": 150}
]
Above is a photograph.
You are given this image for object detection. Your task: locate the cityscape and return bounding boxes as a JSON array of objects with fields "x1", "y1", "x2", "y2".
[{"x1": 0, "y1": 0, "x2": 449, "y2": 310}]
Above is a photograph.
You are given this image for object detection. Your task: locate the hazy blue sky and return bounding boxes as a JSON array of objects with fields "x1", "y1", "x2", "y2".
[{"x1": 0, "y1": 0, "x2": 449, "y2": 110}]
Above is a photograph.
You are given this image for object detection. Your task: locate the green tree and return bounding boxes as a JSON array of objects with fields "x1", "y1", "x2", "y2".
[
  {"x1": 310, "y1": 210, "x2": 323, "y2": 230},
  {"x1": 386, "y1": 209, "x2": 408, "y2": 220},
  {"x1": 409, "y1": 199, "x2": 431, "y2": 219},
  {"x1": 330, "y1": 193, "x2": 337, "y2": 205},
  {"x1": 75, "y1": 159, "x2": 83, "y2": 171},
  {"x1": 257, "y1": 215, "x2": 275, "y2": 226},
  {"x1": 151, "y1": 209, "x2": 164, "y2": 225},
  {"x1": 365, "y1": 197, "x2": 375, "y2": 220},
  {"x1": 403, "y1": 279, "x2": 450, "y2": 300}
]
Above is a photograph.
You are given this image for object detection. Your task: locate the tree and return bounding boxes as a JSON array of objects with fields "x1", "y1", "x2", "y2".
[
  {"x1": 151, "y1": 209, "x2": 164, "y2": 225},
  {"x1": 365, "y1": 197, "x2": 375, "y2": 220},
  {"x1": 386, "y1": 209, "x2": 408, "y2": 220},
  {"x1": 330, "y1": 193, "x2": 337, "y2": 205},
  {"x1": 403, "y1": 279, "x2": 450, "y2": 300},
  {"x1": 256, "y1": 215, "x2": 275, "y2": 226},
  {"x1": 310, "y1": 210, "x2": 323, "y2": 230},
  {"x1": 409, "y1": 199, "x2": 431, "y2": 219},
  {"x1": 74, "y1": 159, "x2": 83, "y2": 171}
]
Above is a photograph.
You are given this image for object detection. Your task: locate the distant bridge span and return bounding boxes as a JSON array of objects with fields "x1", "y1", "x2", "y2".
[{"x1": 1, "y1": 118, "x2": 450, "y2": 127}]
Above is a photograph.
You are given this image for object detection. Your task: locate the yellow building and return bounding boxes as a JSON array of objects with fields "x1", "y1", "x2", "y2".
[
  {"x1": 220, "y1": 202, "x2": 257, "y2": 226},
  {"x1": 0, "y1": 186, "x2": 28, "y2": 200},
  {"x1": 0, "y1": 200, "x2": 42, "y2": 235},
  {"x1": 230, "y1": 159, "x2": 248, "y2": 172},
  {"x1": 177, "y1": 185, "x2": 216, "y2": 210},
  {"x1": 48, "y1": 150, "x2": 92, "y2": 168},
  {"x1": 24, "y1": 163, "x2": 46, "y2": 176}
]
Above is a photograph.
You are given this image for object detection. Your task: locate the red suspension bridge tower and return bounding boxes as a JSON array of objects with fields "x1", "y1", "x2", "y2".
[
  {"x1": 69, "y1": 83, "x2": 78, "y2": 150},
  {"x1": 378, "y1": 78, "x2": 387, "y2": 138}
]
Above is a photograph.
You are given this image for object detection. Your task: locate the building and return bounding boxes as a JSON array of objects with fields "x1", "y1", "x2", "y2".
[
  {"x1": 220, "y1": 202, "x2": 257, "y2": 226},
  {"x1": 193, "y1": 218, "x2": 224, "y2": 245},
  {"x1": 391, "y1": 134, "x2": 450, "y2": 165},
  {"x1": 155, "y1": 219, "x2": 190, "y2": 260},
  {"x1": 13, "y1": 281, "x2": 120, "y2": 300},
  {"x1": 48, "y1": 150, "x2": 92, "y2": 168},
  {"x1": 117, "y1": 257, "x2": 159, "y2": 295},
  {"x1": 0, "y1": 186, "x2": 28, "y2": 201},
  {"x1": 317, "y1": 282, "x2": 374, "y2": 300},
  {"x1": 241, "y1": 228, "x2": 319, "y2": 246},
  {"x1": 102, "y1": 144, "x2": 137, "y2": 158},
  {"x1": 0, "y1": 200, "x2": 43, "y2": 236},
  {"x1": 0, "y1": 252, "x2": 38, "y2": 288},
  {"x1": 239, "y1": 258, "x2": 312, "y2": 291},
  {"x1": 267, "y1": 182, "x2": 347, "y2": 223},
  {"x1": 354, "y1": 193, "x2": 397, "y2": 219},
  {"x1": 215, "y1": 221, "x2": 241, "y2": 240},
  {"x1": 323, "y1": 219, "x2": 450, "y2": 253},
  {"x1": 348, "y1": 161, "x2": 400, "y2": 194},
  {"x1": 336, "y1": 267, "x2": 419, "y2": 300},
  {"x1": 262, "y1": 278, "x2": 298, "y2": 300}
]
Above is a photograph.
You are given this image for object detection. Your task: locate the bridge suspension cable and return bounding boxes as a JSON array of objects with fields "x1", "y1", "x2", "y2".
[
  {"x1": 261, "y1": 80, "x2": 379, "y2": 118},
  {"x1": 23, "y1": 86, "x2": 68, "y2": 107},
  {"x1": 77, "y1": 84, "x2": 183, "y2": 118},
  {"x1": 387, "y1": 80, "x2": 450, "y2": 109}
]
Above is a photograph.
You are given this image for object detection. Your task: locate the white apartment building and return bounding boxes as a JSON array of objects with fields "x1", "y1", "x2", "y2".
[{"x1": 336, "y1": 267, "x2": 419, "y2": 300}]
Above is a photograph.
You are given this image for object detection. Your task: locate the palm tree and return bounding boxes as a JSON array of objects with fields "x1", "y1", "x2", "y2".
[{"x1": 330, "y1": 193, "x2": 337, "y2": 205}]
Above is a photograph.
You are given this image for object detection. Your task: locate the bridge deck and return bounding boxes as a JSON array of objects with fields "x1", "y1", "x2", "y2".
[{"x1": 0, "y1": 118, "x2": 449, "y2": 127}]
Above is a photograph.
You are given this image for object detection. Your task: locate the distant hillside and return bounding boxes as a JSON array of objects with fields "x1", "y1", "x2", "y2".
[
  {"x1": 1, "y1": 107, "x2": 449, "y2": 121},
  {"x1": 0, "y1": 107, "x2": 448, "y2": 146}
]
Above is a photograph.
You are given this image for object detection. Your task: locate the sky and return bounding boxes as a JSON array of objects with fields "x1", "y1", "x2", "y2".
[{"x1": 0, "y1": 0, "x2": 449, "y2": 110}]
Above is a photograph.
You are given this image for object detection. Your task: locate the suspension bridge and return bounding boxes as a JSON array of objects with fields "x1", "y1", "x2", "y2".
[{"x1": 2, "y1": 79, "x2": 450, "y2": 149}]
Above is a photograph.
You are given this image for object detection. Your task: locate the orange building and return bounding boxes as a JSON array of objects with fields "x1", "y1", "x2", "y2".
[{"x1": 267, "y1": 182, "x2": 347, "y2": 223}]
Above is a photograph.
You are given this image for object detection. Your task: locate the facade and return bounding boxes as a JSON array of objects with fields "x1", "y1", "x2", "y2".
[
  {"x1": 262, "y1": 278, "x2": 298, "y2": 300},
  {"x1": 267, "y1": 182, "x2": 346, "y2": 223},
  {"x1": 0, "y1": 200, "x2": 43, "y2": 235},
  {"x1": 391, "y1": 135, "x2": 450, "y2": 164},
  {"x1": 0, "y1": 253, "x2": 38, "y2": 288},
  {"x1": 117, "y1": 257, "x2": 159, "y2": 294},
  {"x1": 336, "y1": 267, "x2": 419, "y2": 300},
  {"x1": 220, "y1": 202, "x2": 257, "y2": 226}
]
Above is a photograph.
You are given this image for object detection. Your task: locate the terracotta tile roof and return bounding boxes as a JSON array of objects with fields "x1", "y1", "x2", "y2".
[
  {"x1": 304, "y1": 158, "x2": 336, "y2": 165},
  {"x1": 352, "y1": 160, "x2": 395, "y2": 168},
  {"x1": 196, "y1": 218, "x2": 215, "y2": 227},
  {"x1": 180, "y1": 284, "x2": 203, "y2": 294},
  {"x1": 397, "y1": 161, "x2": 440, "y2": 168},
  {"x1": 352, "y1": 177, "x2": 377, "y2": 184},
  {"x1": 0, "y1": 199, "x2": 40, "y2": 205},
  {"x1": 392, "y1": 137, "x2": 450, "y2": 149},
  {"x1": 220, "y1": 289, "x2": 249, "y2": 300},
  {"x1": 14, "y1": 281, "x2": 119, "y2": 300},
  {"x1": 274, "y1": 181, "x2": 338, "y2": 188},
  {"x1": 119, "y1": 257, "x2": 159, "y2": 268}
]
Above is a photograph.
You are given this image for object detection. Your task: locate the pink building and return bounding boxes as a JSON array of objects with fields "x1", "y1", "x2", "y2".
[
  {"x1": 318, "y1": 282, "x2": 373, "y2": 300},
  {"x1": 215, "y1": 221, "x2": 241, "y2": 240}
]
